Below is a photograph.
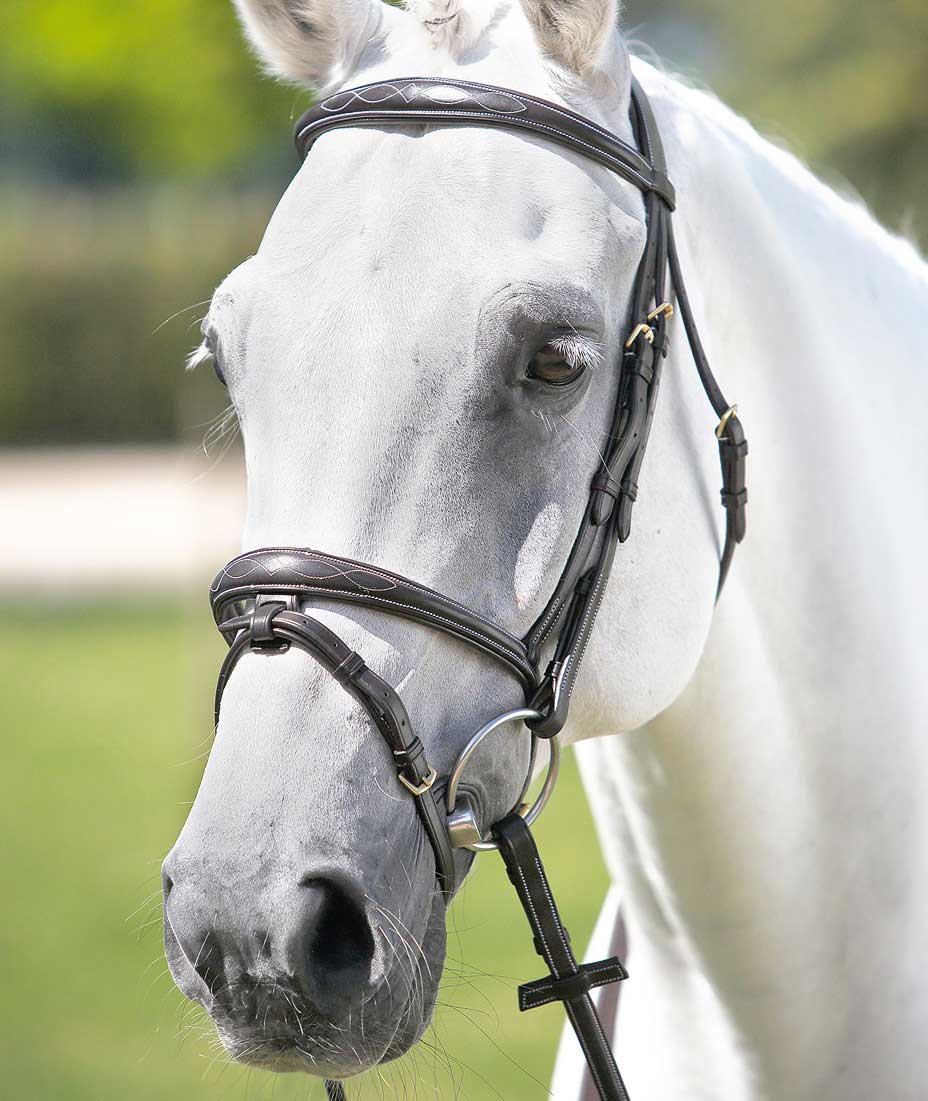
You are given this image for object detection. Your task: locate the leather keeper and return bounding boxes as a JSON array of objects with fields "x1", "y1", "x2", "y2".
[
  {"x1": 332, "y1": 650, "x2": 366, "y2": 685},
  {"x1": 592, "y1": 464, "x2": 628, "y2": 526},
  {"x1": 616, "y1": 477, "x2": 639, "y2": 543},
  {"x1": 590, "y1": 471, "x2": 621, "y2": 527},
  {"x1": 721, "y1": 488, "x2": 748, "y2": 509},
  {"x1": 622, "y1": 342, "x2": 654, "y2": 383},
  {"x1": 249, "y1": 602, "x2": 286, "y2": 649},
  {"x1": 720, "y1": 438, "x2": 749, "y2": 460},
  {"x1": 393, "y1": 737, "x2": 426, "y2": 771},
  {"x1": 591, "y1": 471, "x2": 621, "y2": 499}
]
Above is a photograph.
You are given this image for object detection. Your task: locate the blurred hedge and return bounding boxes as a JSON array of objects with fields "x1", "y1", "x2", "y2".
[{"x1": 0, "y1": 189, "x2": 271, "y2": 444}]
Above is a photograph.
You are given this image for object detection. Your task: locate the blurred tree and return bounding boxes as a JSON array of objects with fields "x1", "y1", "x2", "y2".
[
  {"x1": 1, "y1": 1, "x2": 925, "y2": 446},
  {"x1": 624, "y1": 0, "x2": 928, "y2": 237},
  {"x1": 1, "y1": 0, "x2": 926, "y2": 234},
  {"x1": 0, "y1": 0, "x2": 298, "y2": 182}
]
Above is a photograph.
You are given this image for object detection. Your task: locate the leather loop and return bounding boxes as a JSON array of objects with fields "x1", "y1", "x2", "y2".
[
  {"x1": 623, "y1": 342, "x2": 654, "y2": 383},
  {"x1": 591, "y1": 471, "x2": 622, "y2": 501},
  {"x1": 249, "y1": 601, "x2": 286, "y2": 648},
  {"x1": 721, "y1": 488, "x2": 748, "y2": 509},
  {"x1": 332, "y1": 650, "x2": 366, "y2": 685}
]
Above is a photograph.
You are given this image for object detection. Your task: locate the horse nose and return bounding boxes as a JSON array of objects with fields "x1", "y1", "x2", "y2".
[
  {"x1": 285, "y1": 877, "x2": 377, "y2": 1000},
  {"x1": 163, "y1": 863, "x2": 376, "y2": 1015}
]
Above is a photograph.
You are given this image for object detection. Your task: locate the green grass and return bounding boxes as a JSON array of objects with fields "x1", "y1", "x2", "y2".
[{"x1": 1, "y1": 605, "x2": 607, "y2": 1100}]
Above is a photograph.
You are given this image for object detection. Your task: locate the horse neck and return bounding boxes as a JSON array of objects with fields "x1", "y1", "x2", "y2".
[
  {"x1": 572, "y1": 64, "x2": 928, "y2": 1094},
  {"x1": 654, "y1": 60, "x2": 928, "y2": 730}
]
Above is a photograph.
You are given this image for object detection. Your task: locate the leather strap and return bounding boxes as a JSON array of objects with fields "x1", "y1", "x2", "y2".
[
  {"x1": 494, "y1": 814, "x2": 630, "y2": 1101},
  {"x1": 295, "y1": 76, "x2": 675, "y2": 209},
  {"x1": 665, "y1": 226, "x2": 748, "y2": 595},
  {"x1": 214, "y1": 604, "x2": 457, "y2": 895},
  {"x1": 523, "y1": 78, "x2": 747, "y2": 737}
]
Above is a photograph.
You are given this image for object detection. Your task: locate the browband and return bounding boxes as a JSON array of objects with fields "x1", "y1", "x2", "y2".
[{"x1": 294, "y1": 76, "x2": 676, "y2": 209}]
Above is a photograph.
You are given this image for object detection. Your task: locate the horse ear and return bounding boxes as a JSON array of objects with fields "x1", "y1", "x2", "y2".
[
  {"x1": 232, "y1": 0, "x2": 407, "y2": 88},
  {"x1": 519, "y1": 0, "x2": 622, "y2": 77}
]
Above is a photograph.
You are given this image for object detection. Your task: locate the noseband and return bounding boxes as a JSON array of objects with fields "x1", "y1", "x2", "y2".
[{"x1": 209, "y1": 76, "x2": 748, "y2": 1101}]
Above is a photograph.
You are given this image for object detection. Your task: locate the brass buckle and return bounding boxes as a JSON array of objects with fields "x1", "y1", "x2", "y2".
[
  {"x1": 625, "y1": 322, "x2": 654, "y2": 349},
  {"x1": 715, "y1": 404, "x2": 739, "y2": 440},
  {"x1": 398, "y1": 767, "x2": 437, "y2": 797},
  {"x1": 647, "y1": 301, "x2": 674, "y2": 322}
]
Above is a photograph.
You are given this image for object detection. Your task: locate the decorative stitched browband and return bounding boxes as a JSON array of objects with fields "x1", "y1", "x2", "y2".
[{"x1": 294, "y1": 76, "x2": 676, "y2": 209}]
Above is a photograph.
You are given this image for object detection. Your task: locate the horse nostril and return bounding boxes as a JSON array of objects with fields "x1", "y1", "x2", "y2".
[
  {"x1": 297, "y1": 877, "x2": 375, "y2": 991},
  {"x1": 190, "y1": 929, "x2": 227, "y2": 997}
]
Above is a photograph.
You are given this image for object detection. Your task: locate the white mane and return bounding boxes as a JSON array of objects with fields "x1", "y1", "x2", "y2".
[{"x1": 646, "y1": 64, "x2": 927, "y2": 279}]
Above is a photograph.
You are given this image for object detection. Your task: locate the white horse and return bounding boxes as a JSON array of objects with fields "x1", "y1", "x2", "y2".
[{"x1": 163, "y1": 1, "x2": 928, "y2": 1098}]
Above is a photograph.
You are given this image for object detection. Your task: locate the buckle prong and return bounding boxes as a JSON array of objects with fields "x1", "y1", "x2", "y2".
[
  {"x1": 625, "y1": 322, "x2": 654, "y2": 349},
  {"x1": 715, "y1": 404, "x2": 739, "y2": 439},
  {"x1": 647, "y1": 301, "x2": 674, "y2": 322}
]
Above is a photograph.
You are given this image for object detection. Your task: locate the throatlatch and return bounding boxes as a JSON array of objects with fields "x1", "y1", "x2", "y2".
[{"x1": 208, "y1": 75, "x2": 749, "y2": 1101}]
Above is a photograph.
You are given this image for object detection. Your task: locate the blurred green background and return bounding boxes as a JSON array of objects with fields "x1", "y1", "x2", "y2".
[
  {"x1": 2, "y1": 0, "x2": 926, "y2": 447},
  {"x1": 0, "y1": 604, "x2": 607, "y2": 1099},
  {"x1": 1, "y1": 2, "x2": 926, "y2": 1098}
]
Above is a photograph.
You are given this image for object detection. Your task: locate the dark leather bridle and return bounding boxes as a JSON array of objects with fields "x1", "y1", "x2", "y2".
[{"x1": 208, "y1": 76, "x2": 748, "y2": 1101}]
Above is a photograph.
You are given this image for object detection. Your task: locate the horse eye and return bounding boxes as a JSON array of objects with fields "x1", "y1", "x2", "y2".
[
  {"x1": 205, "y1": 333, "x2": 227, "y2": 386},
  {"x1": 526, "y1": 344, "x2": 587, "y2": 387}
]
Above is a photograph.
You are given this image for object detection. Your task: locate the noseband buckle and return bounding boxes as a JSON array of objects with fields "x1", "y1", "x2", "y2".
[{"x1": 397, "y1": 766, "x2": 437, "y2": 797}]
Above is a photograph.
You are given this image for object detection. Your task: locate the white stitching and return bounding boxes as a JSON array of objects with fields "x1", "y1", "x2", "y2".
[
  {"x1": 216, "y1": 581, "x2": 535, "y2": 683},
  {"x1": 561, "y1": 568, "x2": 609, "y2": 710},
  {"x1": 321, "y1": 80, "x2": 528, "y2": 116},
  {"x1": 531, "y1": 851, "x2": 573, "y2": 960},
  {"x1": 312, "y1": 75, "x2": 646, "y2": 157},
  {"x1": 300, "y1": 109, "x2": 657, "y2": 193},
  {"x1": 521, "y1": 960, "x2": 625, "y2": 1008},
  {"x1": 508, "y1": 859, "x2": 558, "y2": 971},
  {"x1": 214, "y1": 548, "x2": 476, "y2": 615},
  {"x1": 565, "y1": 1002, "x2": 610, "y2": 1097}
]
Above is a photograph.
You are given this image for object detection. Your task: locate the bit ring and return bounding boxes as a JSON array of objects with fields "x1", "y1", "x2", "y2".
[{"x1": 445, "y1": 708, "x2": 561, "y2": 852}]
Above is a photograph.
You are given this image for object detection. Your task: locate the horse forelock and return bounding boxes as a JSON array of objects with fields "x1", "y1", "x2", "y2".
[{"x1": 403, "y1": 0, "x2": 504, "y2": 55}]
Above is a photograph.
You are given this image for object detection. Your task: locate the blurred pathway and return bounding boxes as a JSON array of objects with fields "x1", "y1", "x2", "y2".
[{"x1": 0, "y1": 447, "x2": 246, "y2": 593}]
